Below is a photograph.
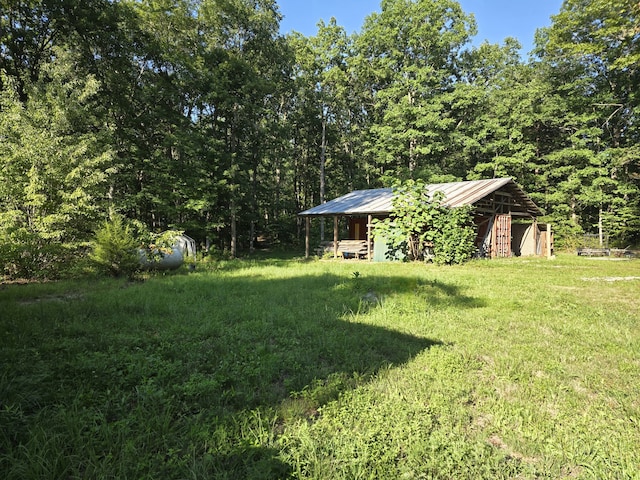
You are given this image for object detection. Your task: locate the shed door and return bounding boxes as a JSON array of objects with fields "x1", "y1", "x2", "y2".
[{"x1": 492, "y1": 214, "x2": 511, "y2": 258}]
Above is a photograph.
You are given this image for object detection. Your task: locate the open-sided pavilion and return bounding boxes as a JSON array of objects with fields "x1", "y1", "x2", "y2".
[{"x1": 298, "y1": 178, "x2": 552, "y2": 260}]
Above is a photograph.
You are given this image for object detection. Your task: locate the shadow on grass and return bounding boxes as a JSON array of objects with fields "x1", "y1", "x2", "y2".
[{"x1": 0, "y1": 269, "x2": 481, "y2": 479}]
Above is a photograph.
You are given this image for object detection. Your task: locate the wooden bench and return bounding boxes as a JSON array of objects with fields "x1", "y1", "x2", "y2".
[
  {"x1": 577, "y1": 247, "x2": 610, "y2": 256},
  {"x1": 315, "y1": 240, "x2": 369, "y2": 259},
  {"x1": 337, "y1": 240, "x2": 369, "y2": 259}
]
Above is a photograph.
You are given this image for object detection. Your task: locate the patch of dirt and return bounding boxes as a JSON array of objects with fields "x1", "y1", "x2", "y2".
[
  {"x1": 476, "y1": 354, "x2": 495, "y2": 366},
  {"x1": 487, "y1": 435, "x2": 538, "y2": 464},
  {"x1": 561, "y1": 465, "x2": 584, "y2": 478},
  {"x1": 1, "y1": 278, "x2": 50, "y2": 286},
  {"x1": 584, "y1": 257, "x2": 632, "y2": 261},
  {"x1": 569, "y1": 379, "x2": 598, "y2": 401},
  {"x1": 471, "y1": 413, "x2": 493, "y2": 430},
  {"x1": 18, "y1": 292, "x2": 84, "y2": 305},
  {"x1": 581, "y1": 276, "x2": 640, "y2": 282}
]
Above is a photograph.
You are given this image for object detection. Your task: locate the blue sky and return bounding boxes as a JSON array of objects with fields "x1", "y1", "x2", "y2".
[{"x1": 277, "y1": 0, "x2": 565, "y2": 56}]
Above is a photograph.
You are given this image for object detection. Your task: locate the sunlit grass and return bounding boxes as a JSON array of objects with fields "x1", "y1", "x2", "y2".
[{"x1": 1, "y1": 255, "x2": 639, "y2": 478}]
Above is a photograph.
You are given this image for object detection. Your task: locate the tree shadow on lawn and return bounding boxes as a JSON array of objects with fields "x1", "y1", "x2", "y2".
[
  {"x1": 1, "y1": 270, "x2": 482, "y2": 478},
  {"x1": 131, "y1": 271, "x2": 481, "y2": 476}
]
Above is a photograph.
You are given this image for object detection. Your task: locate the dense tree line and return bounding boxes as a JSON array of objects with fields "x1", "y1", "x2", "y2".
[{"x1": 1, "y1": 0, "x2": 639, "y2": 277}]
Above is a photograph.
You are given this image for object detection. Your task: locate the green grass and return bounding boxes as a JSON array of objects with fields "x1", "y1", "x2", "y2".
[{"x1": 1, "y1": 255, "x2": 639, "y2": 479}]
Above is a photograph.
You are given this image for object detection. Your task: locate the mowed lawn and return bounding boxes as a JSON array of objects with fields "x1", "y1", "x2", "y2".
[{"x1": 1, "y1": 255, "x2": 639, "y2": 479}]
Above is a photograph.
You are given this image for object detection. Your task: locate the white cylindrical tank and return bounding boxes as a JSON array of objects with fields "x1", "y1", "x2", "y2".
[{"x1": 139, "y1": 234, "x2": 196, "y2": 270}]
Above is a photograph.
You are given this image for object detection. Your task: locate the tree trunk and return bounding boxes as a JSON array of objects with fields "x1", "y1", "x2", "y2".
[
  {"x1": 250, "y1": 220, "x2": 255, "y2": 253},
  {"x1": 320, "y1": 111, "x2": 327, "y2": 241},
  {"x1": 598, "y1": 206, "x2": 604, "y2": 247},
  {"x1": 230, "y1": 199, "x2": 237, "y2": 258}
]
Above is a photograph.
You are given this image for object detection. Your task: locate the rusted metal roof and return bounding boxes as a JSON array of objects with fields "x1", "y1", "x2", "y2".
[{"x1": 298, "y1": 178, "x2": 541, "y2": 217}]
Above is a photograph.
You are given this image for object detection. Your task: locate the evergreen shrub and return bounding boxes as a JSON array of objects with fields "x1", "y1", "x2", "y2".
[{"x1": 90, "y1": 213, "x2": 140, "y2": 278}]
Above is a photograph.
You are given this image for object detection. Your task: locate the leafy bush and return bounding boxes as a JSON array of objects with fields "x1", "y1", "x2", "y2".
[
  {"x1": 373, "y1": 180, "x2": 476, "y2": 265},
  {"x1": 430, "y1": 201, "x2": 477, "y2": 265},
  {"x1": 0, "y1": 228, "x2": 74, "y2": 280},
  {"x1": 90, "y1": 213, "x2": 140, "y2": 277}
]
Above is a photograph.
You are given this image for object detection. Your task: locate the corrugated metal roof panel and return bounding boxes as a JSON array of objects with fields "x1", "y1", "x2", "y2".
[
  {"x1": 298, "y1": 188, "x2": 393, "y2": 216},
  {"x1": 299, "y1": 178, "x2": 541, "y2": 216},
  {"x1": 426, "y1": 178, "x2": 513, "y2": 207}
]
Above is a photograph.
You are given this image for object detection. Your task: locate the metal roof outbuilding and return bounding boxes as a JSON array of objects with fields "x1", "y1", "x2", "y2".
[{"x1": 299, "y1": 178, "x2": 541, "y2": 217}]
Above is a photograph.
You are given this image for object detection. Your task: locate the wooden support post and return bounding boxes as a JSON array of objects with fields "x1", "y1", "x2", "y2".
[
  {"x1": 491, "y1": 216, "x2": 497, "y2": 259},
  {"x1": 547, "y1": 223, "x2": 553, "y2": 259},
  {"x1": 333, "y1": 216, "x2": 339, "y2": 259},
  {"x1": 367, "y1": 214, "x2": 372, "y2": 261},
  {"x1": 305, "y1": 216, "x2": 310, "y2": 258}
]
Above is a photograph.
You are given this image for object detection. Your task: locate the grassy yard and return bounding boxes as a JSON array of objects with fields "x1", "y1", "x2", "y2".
[{"x1": 1, "y1": 254, "x2": 639, "y2": 479}]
